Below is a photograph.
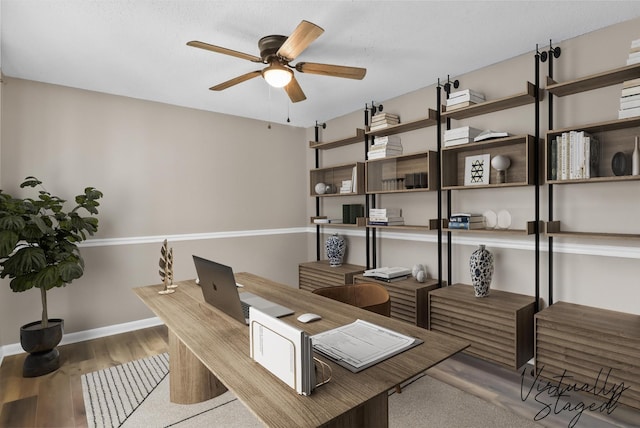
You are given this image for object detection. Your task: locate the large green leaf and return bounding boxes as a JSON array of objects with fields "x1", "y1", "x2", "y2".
[
  {"x1": 33, "y1": 266, "x2": 61, "y2": 290},
  {"x1": 0, "y1": 230, "x2": 19, "y2": 258},
  {"x1": 10, "y1": 273, "x2": 36, "y2": 292},
  {"x1": 0, "y1": 215, "x2": 26, "y2": 231},
  {"x1": 1, "y1": 246, "x2": 46, "y2": 276},
  {"x1": 59, "y1": 261, "x2": 84, "y2": 282}
]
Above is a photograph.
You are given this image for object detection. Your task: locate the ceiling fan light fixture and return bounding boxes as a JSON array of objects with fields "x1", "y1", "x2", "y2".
[{"x1": 262, "y1": 63, "x2": 293, "y2": 88}]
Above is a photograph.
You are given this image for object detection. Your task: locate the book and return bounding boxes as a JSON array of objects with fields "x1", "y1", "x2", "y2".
[
  {"x1": 369, "y1": 142, "x2": 403, "y2": 151},
  {"x1": 443, "y1": 137, "x2": 474, "y2": 147},
  {"x1": 368, "y1": 219, "x2": 405, "y2": 226},
  {"x1": 444, "y1": 126, "x2": 483, "y2": 140},
  {"x1": 368, "y1": 216, "x2": 404, "y2": 222},
  {"x1": 372, "y1": 135, "x2": 401, "y2": 145},
  {"x1": 342, "y1": 204, "x2": 364, "y2": 224},
  {"x1": 620, "y1": 97, "x2": 640, "y2": 110},
  {"x1": 474, "y1": 129, "x2": 510, "y2": 142},
  {"x1": 370, "y1": 208, "x2": 401, "y2": 217},
  {"x1": 621, "y1": 85, "x2": 640, "y2": 97},
  {"x1": 449, "y1": 214, "x2": 484, "y2": 222},
  {"x1": 550, "y1": 137, "x2": 558, "y2": 180},
  {"x1": 446, "y1": 94, "x2": 485, "y2": 105},
  {"x1": 623, "y1": 77, "x2": 640, "y2": 88},
  {"x1": 619, "y1": 106, "x2": 640, "y2": 119},
  {"x1": 447, "y1": 221, "x2": 485, "y2": 230},
  {"x1": 448, "y1": 89, "x2": 485, "y2": 100},
  {"x1": 444, "y1": 101, "x2": 478, "y2": 111},
  {"x1": 363, "y1": 266, "x2": 411, "y2": 279},
  {"x1": 368, "y1": 150, "x2": 402, "y2": 159}
]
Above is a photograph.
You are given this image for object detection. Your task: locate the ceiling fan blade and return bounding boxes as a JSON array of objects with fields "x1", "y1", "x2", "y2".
[
  {"x1": 210, "y1": 70, "x2": 262, "y2": 91},
  {"x1": 187, "y1": 41, "x2": 263, "y2": 63},
  {"x1": 276, "y1": 20, "x2": 324, "y2": 61},
  {"x1": 284, "y1": 77, "x2": 306, "y2": 103},
  {"x1": 295, "y1": 62, "x2": 367, "y2": 80}
]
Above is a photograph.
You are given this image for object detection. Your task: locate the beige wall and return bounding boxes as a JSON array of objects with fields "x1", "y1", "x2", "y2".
[
  {"x1": 308, "y1": 16, "x2": 640, "y2": 316},
  {"x1": 0, "y1": 79, "x2": 308, "y2": 345}
]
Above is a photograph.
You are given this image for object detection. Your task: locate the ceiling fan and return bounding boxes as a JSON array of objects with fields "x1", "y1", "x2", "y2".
[{"x1": 187, "y1": 20, "x2": 367, "y2": 103}]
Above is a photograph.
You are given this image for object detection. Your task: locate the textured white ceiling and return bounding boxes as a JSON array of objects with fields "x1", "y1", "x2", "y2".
[{"x1": 2, "y1": 1, "x2": 640, "y2": 127}]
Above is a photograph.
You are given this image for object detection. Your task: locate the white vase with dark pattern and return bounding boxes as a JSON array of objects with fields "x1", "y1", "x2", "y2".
[
  {"x1": 469, "y1": 244, "x2": 493, "y2": 297},
  {"x1": 325, "y1": 233, "x2": 346, "y2": 267}
]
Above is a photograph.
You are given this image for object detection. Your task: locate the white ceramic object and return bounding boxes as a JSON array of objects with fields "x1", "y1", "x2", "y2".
[
  {"x1": 497, "y1": 209, "x2": 512, "y2": 229},
  {"x1": 315, "y1": 182, "x2": 326, "y2": 195},
  {"x1": 483, "y1": 210, "x2": 497, "y2": 229}
]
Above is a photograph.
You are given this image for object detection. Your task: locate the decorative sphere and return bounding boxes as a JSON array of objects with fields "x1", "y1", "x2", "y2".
[
  {"x1": 491, "y1": 155, "x2": 511, "y2": 171},
  {"x1": 416, "y1": 270, "x2": 426, "y2": 283},
  {"x1": 315, "y1": 183, "x2": 326, "y2": 194}
]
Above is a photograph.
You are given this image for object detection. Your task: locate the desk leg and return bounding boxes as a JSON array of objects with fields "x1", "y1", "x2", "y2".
[
  {"x1": 323, "y1": 391, "x2": 388, "y2": 428},
  {"x1": 168, "y1": 329, "x2": 227, "y2": 404}
]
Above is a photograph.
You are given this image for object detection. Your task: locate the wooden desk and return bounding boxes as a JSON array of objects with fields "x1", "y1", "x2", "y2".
[{"x1": 134, "y1": 273, "x2": 468, "y2": 427}]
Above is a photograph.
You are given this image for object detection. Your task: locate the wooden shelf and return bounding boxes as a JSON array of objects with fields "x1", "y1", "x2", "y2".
[
  {"x1": 545, "y1": 221, "x2": 640, "y2": 240},
  {"x1": 441, "y1": 135, "x2": 536, "y2": 189},
  {"x1": 441, "y1": 82, "x2": 539, "y2": 120},
  {"x1": 429, "y1": 283, "x2": 536, "y2": 370},
  {"x1": 298, "y1": 261, "x2": 365, "y2": 292},
  {"x1": 310, "y1": 162, "x2": 365, "y2": 196},
  {"x1": 366, "y1": 221, "x2": 438, "y2": 231},
  {"x1": 545, "y1": 118, "x2": 640, "y2": 183},
  {"x1": 535, "y1": 301, "x2": 640, "y2": 410},
  {"x1": 443, "y1": 220, "x2": 539, "y2": 236},
  {"x1": 366, "y1": 151, "x2": 438, "y2": 193},
  {"x1": 365, "y1": 109, "x2": 439, "y2": 137},
  {"x1": 354, "y1": 274, "x2": 440, "y2": 328},
  {"x1": 546, "y1": 63, "x2": 640, "y2": 97},
  {"x1": 309, "y1": 128, "x2": 365, "y2": 150}
]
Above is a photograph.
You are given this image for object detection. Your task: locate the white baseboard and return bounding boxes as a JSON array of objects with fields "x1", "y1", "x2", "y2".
[{"x1": 0, "y1": 317, "x2": 164, "y2": 366}]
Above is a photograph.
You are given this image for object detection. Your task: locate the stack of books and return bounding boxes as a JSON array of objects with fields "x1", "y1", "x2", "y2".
[
  {"x1": 444, "y1": 126, "x2": 483, "y2": 147},
  {"x1": 369, "y1": 112, "x2": 400, "y2": 131},
  {"x1": 619, "y1": 38, "x2": 640, "y2": 119},
  {"x1": 448, "y1": 213, "x2": 484, "y2": 230},
  {"x1": 446, "y1": 89, "x2": 485, "y2": 111},
  {"x1": 339, "y1": 179, "x2": 353, "y2": 194},
  {"x1": 368, "y1": 208, "x2": 404, "y2": 226},
  {"x1": 548, "y1": 130, "x2": 600, "y2": 180},
  {"x1": 367, "y1": 135, "x2": 403, "y2": 159}
]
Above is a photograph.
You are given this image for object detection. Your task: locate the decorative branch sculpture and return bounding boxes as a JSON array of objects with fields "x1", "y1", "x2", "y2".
[{"x1": 158, "y1": 239, "x2": 175, "y2": 295}]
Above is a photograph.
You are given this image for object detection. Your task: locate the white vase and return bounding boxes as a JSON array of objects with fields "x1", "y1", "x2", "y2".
[{"x1": 632, "y1": 137, "x2": 639, "y2": 176}]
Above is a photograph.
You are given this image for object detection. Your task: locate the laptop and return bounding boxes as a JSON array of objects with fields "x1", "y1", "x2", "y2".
[{"x1": 193, "y1": 255, "x2": 294, "y2": 325}]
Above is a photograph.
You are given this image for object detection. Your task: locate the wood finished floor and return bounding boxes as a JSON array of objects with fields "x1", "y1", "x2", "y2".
[{"x1": 1, "y1": 325, "x2": 639, "y2": 427}]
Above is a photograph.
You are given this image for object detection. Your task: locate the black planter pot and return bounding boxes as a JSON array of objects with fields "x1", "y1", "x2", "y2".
[{"x1": 20, "y1": 318, "x2": 64, "y2": 377}]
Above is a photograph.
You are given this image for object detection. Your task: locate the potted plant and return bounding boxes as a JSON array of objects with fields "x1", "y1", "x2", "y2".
[{"x1": 0, "y1": 176, "x2": 103, "y2": 377}]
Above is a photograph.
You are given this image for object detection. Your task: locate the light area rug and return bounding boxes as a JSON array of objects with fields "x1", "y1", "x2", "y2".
[{"x1": 82, "y1": 353, "x2": 541, "y2": 428}]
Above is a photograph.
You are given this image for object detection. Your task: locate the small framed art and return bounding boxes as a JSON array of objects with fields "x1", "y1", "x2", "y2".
[{"x1": 464, "y1": 154, "x2": 490, "y2": 186}]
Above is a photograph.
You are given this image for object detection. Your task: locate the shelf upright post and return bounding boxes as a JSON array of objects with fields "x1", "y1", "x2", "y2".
[
  {"x1": 534, "y1": 47, "x2": 541, "y2": 313},
  {"x1": 443, "y1": 77, "x2": 457, "y2": 287},
  {"x1": 541, "y1": 41, "x2": 561, "y2": 306},
  {"x1": 314, "y1": 121, "x2": 323, "y2": 261},
  {"x1": 436, "y1": 82, "x2": 443, "y2": 287},
  {"x1": 364, "y1": 105, "x2": 372, "y2": 269}
]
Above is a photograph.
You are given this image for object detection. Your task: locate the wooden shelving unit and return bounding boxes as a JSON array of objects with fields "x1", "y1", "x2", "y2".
[
  {"x1": 441, "y1": 82, "x2": 539, "y2": 120},
  {"x1": 298, "y1": 261, "x2": 365, "y2": 292},
  {"x1": 535, "y1": 301, "x2": 640, "y2": 410},
  {"x1": 353, "y1": 274, "x2": 439, "y2": 328},
  {"x1": 309, "y1": 162, "x2": 365, "y2": 197},
  {"x1": 309, "y1": 128, "x2": 365, "y2": 150},
  {"x1": 429, "y1": 284, "x2": 536, "y2": 370},
  {"x1": 365, "y1": 109, "x2": 439, "y2": 138},
  {"x1": 441, "y1": 135, "x2": 536, "y2": 190},
  {"x1": 546, "y1": 63, "x2": 640, "y2": 97},
  {"x1": 442, "y1": 220, "x2": 539, "y2": 236}
]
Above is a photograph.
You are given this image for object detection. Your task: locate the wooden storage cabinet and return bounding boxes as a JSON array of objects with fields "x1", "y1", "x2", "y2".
[
  {"x1": 429, "y1": 284, "x2": 536, "y2": 370},
  {"x1": 298, "y1": 261, "x2": 365, "y2": 292},
  {"x1": 535, "y1": 301, "x2": 640, "y2": 410},
  {"x1": 353, "y1": 275, "x2": 439, "y2": 327}
]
